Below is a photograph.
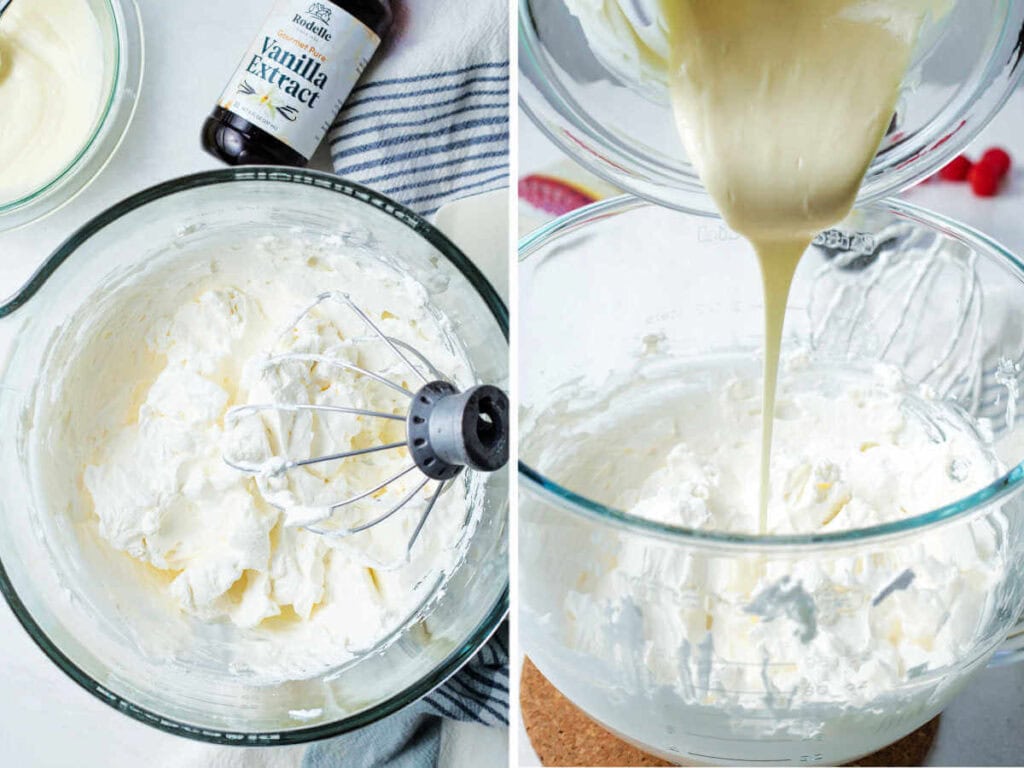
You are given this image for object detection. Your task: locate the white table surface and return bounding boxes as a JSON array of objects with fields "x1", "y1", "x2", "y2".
[
  {"x1": 0, "y1": 1, "x2": 507, "y2": 766},
  {"x1": 516, "y1": 92, "x2": 1024, "y2": 767}
]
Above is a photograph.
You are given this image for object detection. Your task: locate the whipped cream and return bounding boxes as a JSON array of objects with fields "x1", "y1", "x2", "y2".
[
  {"x1": 621, "y1": 367, "x2": 1000, "y2": 534},
  {"x1": 522, "y1": 359, "x2": 1006, "y2": 722},
  {"x1": 0, "y1": 0, "x2": 106, "y2": 205},
  {"x1": 36, "y1": 236, "x2": 477, "y2": 680},
  {"x1": 563, "y1": 0, "x2": 671, "y2": 94},
  {"x1": 528, "y1": 359, "x2": 1002, "y2": 534}
]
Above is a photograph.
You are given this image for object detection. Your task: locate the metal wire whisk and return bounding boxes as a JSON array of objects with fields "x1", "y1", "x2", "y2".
[{"x1": 223, "y1": 291, "x2": 508, "y2": 556}]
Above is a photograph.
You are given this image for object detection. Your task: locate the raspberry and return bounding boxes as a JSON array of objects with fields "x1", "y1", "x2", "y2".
[
  {"x1": 980, "y1": 147, "x2": 1011, "y2": 177},
  {"x1": 938, "y1": 154, "x2": 973, "y2": 181},
  {"x1": 968, "y1": 162, "x2": 1000, "y2": 197}
]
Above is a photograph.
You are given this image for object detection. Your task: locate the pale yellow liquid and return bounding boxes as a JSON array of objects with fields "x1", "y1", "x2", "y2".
[{"x1": 659, "y1": 0, "x2": 938, "y2": 531}]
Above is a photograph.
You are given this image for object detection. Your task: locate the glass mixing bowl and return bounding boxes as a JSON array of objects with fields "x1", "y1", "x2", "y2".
[
  {"x1": 0, "y1": 0, "x2": 144, "y2": 232},
  {"x1": 519, "y1": 197, "x2": 1024, "y2": 765},
  {"x1": 520, "y1": 0, "x2": 1024, "y2": 213},
  {"x1": 0, "y1": 169, "x2": 508, "y2": 744}
]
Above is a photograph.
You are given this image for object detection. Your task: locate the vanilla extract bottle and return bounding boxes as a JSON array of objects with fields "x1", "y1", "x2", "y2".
[{"x1": 202, "y1": 0, "x2": 392, "y2": 167}]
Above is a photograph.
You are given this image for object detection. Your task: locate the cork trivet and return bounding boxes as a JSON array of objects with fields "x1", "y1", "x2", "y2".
[{"x1": 521, "y1": 658, "x2": 939, "y2": 767}]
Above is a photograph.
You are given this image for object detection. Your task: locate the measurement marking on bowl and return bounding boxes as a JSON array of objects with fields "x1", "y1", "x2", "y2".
[
  {"x1": 688, "y1": 752, "x2": 792, "y2": 762},
  {"x1": 678, "y1": 712, "x2": 820, "y2": 721},
  {"x1": 682, "y1": 731, "x2": 808, "y2": 744}
]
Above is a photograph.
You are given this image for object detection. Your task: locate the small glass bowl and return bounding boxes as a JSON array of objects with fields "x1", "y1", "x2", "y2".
[
  {"x1": 0, "y1": 0, "x2": 144, "y2": 232},
  {"x1": 520, "y1": 0, "x2": 1024, "y2": 213}
]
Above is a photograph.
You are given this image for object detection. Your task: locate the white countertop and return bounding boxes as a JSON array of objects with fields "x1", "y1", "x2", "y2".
[{"x1": 0, "y1": 2, "x2": 507, "y2": 766}]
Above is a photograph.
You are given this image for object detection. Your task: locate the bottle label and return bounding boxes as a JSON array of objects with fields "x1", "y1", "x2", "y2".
[{"x1": 217, "y1": 0, "x2": 380, "y2": 159}]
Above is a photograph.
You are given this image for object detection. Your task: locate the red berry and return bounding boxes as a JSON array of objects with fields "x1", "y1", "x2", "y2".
[
  {"x1": 968, "y1": 162, "x2": 1000, "y2": 197},
  {"x1": 980, "y1": 147, "x2": 1011, "y2": 177},
  {"x1": 938, "y1": 154, "x2": 973, "y2": 181}
]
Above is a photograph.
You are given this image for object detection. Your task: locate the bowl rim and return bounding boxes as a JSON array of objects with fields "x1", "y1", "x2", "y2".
[
  {"x1": 0, "y1": 0, "x2": 144, "y2": 230},
  {"x1": 518, "y1": 193, "x2": 1024, "y2": 551},
  {"x1": 0, "y1": 167, "x2": 510, "y2": 745},
  {"x1": 517, "y1": 0, "x2": 1024, "y2": 215}
]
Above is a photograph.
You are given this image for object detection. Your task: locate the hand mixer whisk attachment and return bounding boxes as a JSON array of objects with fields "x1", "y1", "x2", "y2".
[{"x1": 222, "y1": 291, "x2": 508, "y2": 558}]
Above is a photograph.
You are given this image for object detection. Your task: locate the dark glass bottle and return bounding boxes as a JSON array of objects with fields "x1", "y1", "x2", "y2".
[{"x1": 202, "y1": 0, "x2": 392, "y2": 167}]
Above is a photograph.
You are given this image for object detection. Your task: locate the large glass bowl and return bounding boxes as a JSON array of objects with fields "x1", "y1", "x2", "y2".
[
  {"x1": 0, "y1": 169, "x2": 508, "y2": 744},
  {"x1": 0, "y1": 0, "x2": 144, "y2": 232},
  {"x1": 520, "y1": 0, "x2": 1024, "y2": 213},
  {"x1": 519, "y1": 197, "x2": 1024, "y2": 765}
]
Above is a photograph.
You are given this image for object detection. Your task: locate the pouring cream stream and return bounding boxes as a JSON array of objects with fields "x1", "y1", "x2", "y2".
[{"x1": 657, "y1": 0, "x2": 945, "y2": 531}]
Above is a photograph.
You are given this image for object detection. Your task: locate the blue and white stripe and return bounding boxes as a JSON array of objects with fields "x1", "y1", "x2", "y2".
[
  {"x1": 329, "y1": 61, "x2": 510, "y2": 216},
  {"x1": 423, "y1": 621, "x2": 509, "y2": 727},
  {"x1": 303, "y1": 624, "x2": 510, "y2": 768}
]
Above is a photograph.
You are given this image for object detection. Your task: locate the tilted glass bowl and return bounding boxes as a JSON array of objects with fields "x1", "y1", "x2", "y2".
[
  {"x1": 519, "y1": 197, "x2": 1024, "y2": 765},
  {"x1": 0, "y1": 169, "x2": 508, "y2": 744},
  {"x1": 0, "y1": 0, "x2": 143, "y2": 232},
  {"x1": 520, "y1": 0, "x2": 1024, "y2": 213}
]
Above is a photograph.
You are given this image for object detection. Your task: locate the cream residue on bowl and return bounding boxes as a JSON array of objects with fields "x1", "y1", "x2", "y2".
[
  {"x1": 31, "y1": 235, "x2": 479, "y2": 682},
  {"x1": 0, "y1": 0, "x2": 106, "y2": 206}
]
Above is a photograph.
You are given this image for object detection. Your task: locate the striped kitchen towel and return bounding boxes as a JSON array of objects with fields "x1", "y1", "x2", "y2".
[
  {"x1": 328, "y1": 0, "x2": 509, "y2": 216},
  {"x1": 304, "y1": 622, "x2": 509, "y2": 768}
]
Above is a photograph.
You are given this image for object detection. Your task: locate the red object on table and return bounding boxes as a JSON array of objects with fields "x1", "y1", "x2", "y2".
[
  {"x1": 938, "y1": 154, "x2": 973, "y2": 181},
  {"x1": 968, "y1": 162, "x2": 1000, "y2": 197},
  {"x1": 519, "y1": 174, "x2": 597, "y2": 216},
  {"x1": 979, "y1": 147, "x2": 1012, "y2": 178}
]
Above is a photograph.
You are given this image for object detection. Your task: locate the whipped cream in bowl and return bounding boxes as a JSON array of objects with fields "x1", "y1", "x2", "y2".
[
  {"x1": 0, "y1": 170, "x2": 508, "y2": 740},
  {"x1": 519, "y1": 199, "x2": 1024, "y2": 765}
]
